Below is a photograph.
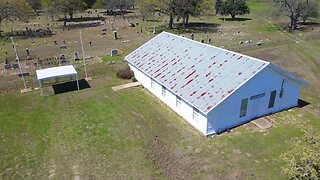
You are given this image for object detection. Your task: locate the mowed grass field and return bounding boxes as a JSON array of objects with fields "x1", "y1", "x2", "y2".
[{"x1": 0, "y1": 1, "x2": 320, "y2": 179}]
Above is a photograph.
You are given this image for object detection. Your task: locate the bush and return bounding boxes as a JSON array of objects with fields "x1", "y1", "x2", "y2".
[
  {"x1": 132, "y1": 76, "x2": 137, "y2": 82},
  {"x1": 116, "y1": 66, "x2": 134, "y2": 79}
]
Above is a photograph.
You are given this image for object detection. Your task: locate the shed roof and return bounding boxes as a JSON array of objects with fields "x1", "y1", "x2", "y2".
[
  {"x1": 125, "y1": 32, "x2": 302, "y2": 114},
  {"x1": 36, "y1": 65, "x2": 77, "y2": 81}
]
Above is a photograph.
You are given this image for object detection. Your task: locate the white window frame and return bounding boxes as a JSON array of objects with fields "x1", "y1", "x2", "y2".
[
  {"x1": 176, "y1": 96, "x2": 181, "y2": 108},
  {"x1": 162, "y1": 85, "x2": 166, "y2": 97}
]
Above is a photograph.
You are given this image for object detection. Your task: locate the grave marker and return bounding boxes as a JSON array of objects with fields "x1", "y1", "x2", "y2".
[
  {"x1": 74, "y1": 52, "x2": 80, "y2": 60},
  {"x1": 111, "y1": 49, "x2": 118, "y2": 56},
  {"x1": 190, "y1": 33, "x2": 194, "y2": 40},
  {"x1": 113, "y1": 31, "x2": 118, "y2": 39}
]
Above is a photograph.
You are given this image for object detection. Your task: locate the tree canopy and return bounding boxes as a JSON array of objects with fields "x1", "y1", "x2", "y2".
[
  {"x1": 281, "y1": 130, "x2": 320, "y2": 179},
  {"x1": 298, "y1": 0, "x2": 319, "y2": 23},
  {"x1": 42, "y1": 0, "x2": 86, "y2": 27},
  {"x1": 217, "y1": 0, "x2": 250, "y2": 19},
  {"x1": 275, "y1": 0, "x2": 319, "y2": 30},
  {"x1": 0, "y1": 0, "x2": 32, "y2": 36},
  {"x1": 26, "y1": 0, "x2": 42, "y2": 12}
]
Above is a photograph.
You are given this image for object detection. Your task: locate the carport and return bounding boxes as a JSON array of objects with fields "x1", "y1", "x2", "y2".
[{"x1": 36, "y1": 65, "x2": 79, "y2": 96}]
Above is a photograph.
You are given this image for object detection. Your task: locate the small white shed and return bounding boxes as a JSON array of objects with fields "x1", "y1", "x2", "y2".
[
  {"x1": 36, "y1": 65, "x2": 79, "y2": 96},
  {"x1": 125, "y1": 32, "x2": 308, "y2": 136}
]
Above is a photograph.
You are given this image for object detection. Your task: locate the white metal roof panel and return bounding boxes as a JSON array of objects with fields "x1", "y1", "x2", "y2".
[
  {"x1": 36, "y1": 65, "x2": 77, "y2": 80},
  {"x1": 125, "y1": 32, "x2": 269, "y2": 114}
]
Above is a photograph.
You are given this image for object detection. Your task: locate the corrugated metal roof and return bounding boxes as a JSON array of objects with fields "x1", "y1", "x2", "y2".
[{"x1": 125, "y1": 32, "x2": 269, "y2": 114}]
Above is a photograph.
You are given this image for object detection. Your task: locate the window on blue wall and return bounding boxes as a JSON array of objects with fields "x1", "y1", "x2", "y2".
[
  {"x1": 162, "y1": 85, "x2": 166, "y2": 97},
  {"x1": 268, "y1": 90, "x2": 277, "y2": 108},
  {"x1": 240, "y1": 98, "x2": 248, "y2": 118},
  {"x1": 176, "y1": 96, "x2": 181, "y2": 108},
  {"x1": 151, "y1": 78, "x2": 155, "y2": 88},
  {"x1": 193, "y1": 107, "x2": 199, "y2": 121}
]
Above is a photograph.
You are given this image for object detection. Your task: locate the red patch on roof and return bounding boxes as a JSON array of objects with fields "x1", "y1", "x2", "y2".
[
  {"x1": 181, "y1": 79, "x2": 194, "y2": 89},
  {"x1": 185, "y1": 70, "x2": 196, "y2": 79},
  {"x1": 154, "y1": 73, "x2": 162, "y2": 78},
  {"x1": 197, "y1": 92, "x2": 207, "y2": 99},
  {"x1": 190, "y1": 91, "x2": 197, "y2": 96}
]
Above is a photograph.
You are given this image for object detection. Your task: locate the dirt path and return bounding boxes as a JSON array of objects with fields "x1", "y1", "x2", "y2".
[{"x1": 146, "y1": 136, "x2": 197, "y2": 179}]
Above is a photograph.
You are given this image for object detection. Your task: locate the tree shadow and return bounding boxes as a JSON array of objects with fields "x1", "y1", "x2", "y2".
[
  {"x1": 158, "y1": 22, "x2": 220, "y2": 34},
  {"x1": 60, "y1": 22, "x2": 104, "y2": 31},
  {"x1": 101, "y1": 10, "x2": 134, "y2": 16},
  {"x1": 3, "y1": 29, "x2": 54, "y2": 39},
  {"x1": 298, "y1": 22, "x2": 320, "y2": 26},
  {"x1": 58, "y1": 17, "x2": 105, "y2": 23},
  {"x1": 219, "y1": 17, "x2": 252, "y2": 21},
  {"x1": 52, "y1": 79, "x2": 90, "y2": 95}
]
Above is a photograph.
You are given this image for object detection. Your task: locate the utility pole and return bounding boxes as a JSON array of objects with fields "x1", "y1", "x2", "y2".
[
  {"x1": 11, "y1": 37, "x2": 31, "y2": 93},
  {"x1": 80, "y1": 31, "x2": 91, "y2": 81}
]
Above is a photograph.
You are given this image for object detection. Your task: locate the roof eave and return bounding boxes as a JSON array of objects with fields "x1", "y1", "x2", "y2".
[{"x1": 268, "y1": 63, "x2": 310, "y2": 86}]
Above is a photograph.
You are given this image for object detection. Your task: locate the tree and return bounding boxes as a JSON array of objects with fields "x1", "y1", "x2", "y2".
[
  {"x1": 215, "y1": 0, "x2": 222, "y2": 14},
  {"x1": 219, "y1": 0, "x2": 250, "y2": 20},
  {"x1": 137, "y1": 0, "x2": 153, "y2": 21},
  {"x1": 299, "y1": 0, "x2": 319, "y2": 24},
  {"x1": 42, "y1": 0, "x2": 86, "y2": 27},
  {"x1": 276, "y1": 0, "x2": 302, "y2": 30},
  {"x1": 281, "y1": 130, "x2": 320, "y2": 179},
  {"x1": 103, "y1": 0, "x2": 134, "y2": 20},
  {"x1": 176, "y1": 0, "x2": 203, "y2": 28},
  {"x1": 84, "y1": 0, "x2": 96, "y2": 8},
  {"x1": 26, "y1": 0, "x2": 42, "y2": 12},
  {"x1": 0, "y1": 0, "x2": 32, "y2": 36}
]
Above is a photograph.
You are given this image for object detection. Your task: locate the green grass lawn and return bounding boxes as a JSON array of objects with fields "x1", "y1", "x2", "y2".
[
  {"x1": 102, "y1": 55, "x2": 122, "y2": 62},
  {"x1": 0, "y1": 3, "x2": 320, "y2": 179}
]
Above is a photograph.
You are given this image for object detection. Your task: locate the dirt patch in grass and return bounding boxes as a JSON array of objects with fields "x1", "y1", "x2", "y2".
[{"x1": 146, "y1": 135, "x2": 197, "y2": 179}]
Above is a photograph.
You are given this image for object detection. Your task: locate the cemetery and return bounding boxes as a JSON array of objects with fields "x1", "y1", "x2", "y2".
[{"x1": 0, "y1": 0, "x2": 319, "y2": 179}]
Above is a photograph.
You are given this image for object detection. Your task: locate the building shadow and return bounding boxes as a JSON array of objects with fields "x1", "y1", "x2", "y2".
[
  {"x1": 297, "y1": 99, "x2": 310, "y2": 108},
  {"x1": 52, "y1": 79, "x2": 90, "y2": 95}
]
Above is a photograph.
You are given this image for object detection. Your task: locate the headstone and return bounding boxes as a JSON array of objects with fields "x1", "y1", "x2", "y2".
[
  {"x1": 12, "y1": 63, "x2": 19, "y2": 69},
  {"x1": 60, "y1": 54, "x2": 66, "y2": 62},
  {"x1": 59, "y1": 44, "x2": 67, "y2": 49},
  {"x1": 239, "y1": 41, "x2": 244, "y2": 45},
  {"x1": 102, "y1": 28, "x2": 107, "y2": 32},
  {"x1": 89, "y1": 42, "x2": 92, "y2": 46},
  {"x1": 26, "y1": 48, "x2": 30, "y2": 56},
  {"x1": 17, "y1": 72, "x2": 30, "y2": 77},
  {"x1": 208, "y1": 38, "x2": 212, "y2": 43},
  {"x1": 190, "y1": 33, "x2": 194, "y2": 40},
  {"x1": 111, "y1": 49, "x2": 118, "y2": 57},
  {"x1": 4, "y1": 64, "x2": 10, "y2": 70},
  {"x1": 73, "y1": 52, "x2": 80, "y2": 61},
  {"x1": 153, "y1": 26, "x2": 156, "y2": 34},
  {"x1": 200, "y1": 39, "x2": 205, "y2": 43},
  {"x1": 256, "y1": 42, "x2": 262, "y2": 46},
  {"x1": 113, "y1": 31, "x2": 118, "y2": 39}
]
